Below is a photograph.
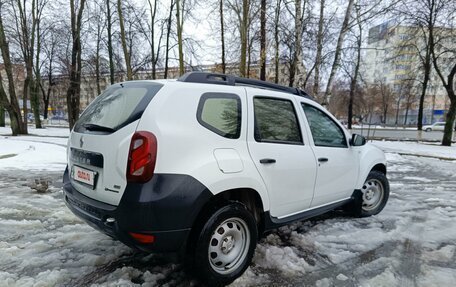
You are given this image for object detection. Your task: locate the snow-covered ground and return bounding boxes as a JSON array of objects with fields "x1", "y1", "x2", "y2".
[
  {"x1": 1, "y1": 134, "x2": 456, "y2": 286},
  {"x1": 0, "y1": 126, "x2": 70, "y2": 138},
  {"x1": 373, "y1": 140, "x2": 456, "y2": 160}
]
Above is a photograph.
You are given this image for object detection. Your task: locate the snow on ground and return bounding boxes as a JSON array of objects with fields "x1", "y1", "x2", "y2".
[
  {"x1": 0, "y1": 137, "x2": 456, "y2": 286},
  {"x1": 0, "y1": 137, "x2": 66, "y2": 171},
  {"x1": 373, "y1": 140, "x2": 456, "y2": 160},
  {"x1": 0, "y1": 126, "x2": 70, "y2": 137}
]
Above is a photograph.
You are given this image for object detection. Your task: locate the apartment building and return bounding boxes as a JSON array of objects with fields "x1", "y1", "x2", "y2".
[{"x1": 364, "y1": 21, "x2": 454, "y2": 124}]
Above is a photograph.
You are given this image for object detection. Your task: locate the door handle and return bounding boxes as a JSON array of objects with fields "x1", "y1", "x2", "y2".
[
  {"x1": 318, "y1": 157, "x2": 329, "y2": 162},
  {"x1": 260, "y1": 158, "x2": 276, "y2": 164}
]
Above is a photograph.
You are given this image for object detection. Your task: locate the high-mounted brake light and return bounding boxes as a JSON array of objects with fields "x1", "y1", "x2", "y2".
[{"x1": 127, "y1": 131, "x2": 157, "y2": 183}]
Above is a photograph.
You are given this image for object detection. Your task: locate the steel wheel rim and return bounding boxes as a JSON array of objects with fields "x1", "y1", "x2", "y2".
[
  {"x1": 208, "y1": 217, "x2": 250, "y2": 275},
  {"x1": 361, "y1": 178, "x2": 384, "y2": 211}
]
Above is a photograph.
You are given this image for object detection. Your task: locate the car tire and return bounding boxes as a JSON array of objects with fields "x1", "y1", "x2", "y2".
[
  {"x1": 357, "y1": 171, "x2": 390, "y2": 217},
  {"x1": 189, "y1": 202, "x2": 258, "y2": 286},
  {"x1": 425, "y1": 128, "x2": 432, "y2": 132}
]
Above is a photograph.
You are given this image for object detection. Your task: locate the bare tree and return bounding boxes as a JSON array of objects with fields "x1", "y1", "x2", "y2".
[
  {"x1": 289, "y1": 0, "x2": 306, "y2": 87},
  {"x1": 40, "y1": 26, "x2": 58, "y2": 119},
  {"x1": 428, "y1": 0, "x2": 456, "y2": 146},
  {"x1": 346, "y1": 3, "x2": 363, "y2": 129},
  {"x1": 0, "y1": 1, "x2": 26, "y2": 135},
  {"x1": 105, "y1": 0, "x2": 115, "y2": 84},
  {"x1": 220, "y1": 0, "x2": 226, "y2": 73},
  {"x1": 66, "y1": 0, "x2": 86, "y2": 129},
  {"x1": 273, "y1": 0, "x2": 282, "y2": 83},
  {"x1": 176, "y1": 0, "x2": 185, "y2": 75},
  {"x1": 259, "y1": 0, "x2": 266, "y2": 80},
  {"x1": 164, "y1": 0, "x2": 175, "y2": 79},
  {"x1": 117, "y1": 0, "x2": 132, "y2": 80},
  {"x1": 147, "y1": 0, "x2": 159, "y2": 79},
  {"x1": 324, "y1": 0, "x2": 355, "y2": 103},
  {"x1": 13, "y1": 0, "x2": 41, "y2": 130},
  {"x1": 312, "y1": 0, "x2": 325, "y2": 96}
]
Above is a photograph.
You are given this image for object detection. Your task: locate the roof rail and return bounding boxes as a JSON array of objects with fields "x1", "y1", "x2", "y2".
[{"x1": 177, "y1": 72, "x2": 313, "y2": 100}]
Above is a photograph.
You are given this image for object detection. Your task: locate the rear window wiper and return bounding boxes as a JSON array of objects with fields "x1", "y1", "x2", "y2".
[{"x1": 83, "y1": 123, "x2": 115, "y2": 133}]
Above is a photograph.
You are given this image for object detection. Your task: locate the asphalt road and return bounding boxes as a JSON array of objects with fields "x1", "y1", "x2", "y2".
[{"x1": 352, "y1": 128, "x2": 450, "y2": 141}]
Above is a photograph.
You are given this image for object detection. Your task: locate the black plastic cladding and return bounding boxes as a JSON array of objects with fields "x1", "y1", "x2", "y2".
[
  {"x1": 177, "y1": 71, "x2": 314, "y2": 101},
  {"x1": 62, "y1": 167, "x2": 213, "y2": 252}
]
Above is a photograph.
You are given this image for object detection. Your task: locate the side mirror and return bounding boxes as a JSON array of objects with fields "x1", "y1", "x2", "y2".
[{"x1": 351, "y1": 134, "x2": 366, "y2": 146}]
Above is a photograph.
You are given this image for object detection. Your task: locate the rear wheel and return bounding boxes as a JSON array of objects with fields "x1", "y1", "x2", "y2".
[{"x1": 189, "y1": 202, "x2": 258, "y2": 286}]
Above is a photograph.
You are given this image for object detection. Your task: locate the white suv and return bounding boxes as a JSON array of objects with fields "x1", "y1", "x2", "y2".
[{"x1": 63, "y1": 72, "x2": 389, "y2": 285}]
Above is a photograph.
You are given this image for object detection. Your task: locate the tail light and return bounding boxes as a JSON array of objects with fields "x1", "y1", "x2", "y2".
[
  {"x1": 127, "y1": 131, "x2": 157, "y2": 183},
  {"x1": 129, "y1": 232, "x2": 155, "y2": 244}
]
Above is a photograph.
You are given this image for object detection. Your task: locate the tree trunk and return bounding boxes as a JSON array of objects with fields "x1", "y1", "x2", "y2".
[
  {"x1": 347, "y1": 6, "x2": 362, "y2": 130},
  {"x1": 383, "y1": 106, "x2": 388, "y2": 125},
  {"x1": 0, "y1": 7, "x2": 25, "y2": 135},
  {"x1": 41, "y1": 48, "x2": 54, "y2": 120},
  {"x1": 117, "y1": 0, "x2": 132, "y2": 80},
  {"x1": 312, "y1": 0, "x2": 325, "y2": 96},
  {"x1": 95, "y1": 17, "x2": 102, "y2": 95},
  {"x1": 40, "y1": 81, "x2": 50, "y2": 119},
  {"x1": 220, "y1": 0, "x2": 226, "y2": 73},
  {"x1": 259, "y1": 0, "x2": 266, "y2": 81},
  {"x1": 417, "y1": 48, "x2": 431, "y2": 130},
  {"x1": 66, "y1": 0, "x2": 86, "y2": 130},
  {"x1": 176, "y1": 0, "x2": 185, "y2": 76},
  {"x1": 324, "y1": 0, "x2": 354, "y2": 103},
  {"x1": 274, "y1": 0, "x2": 281, "y2": 83},
  {"x1": 239, "y1": 0, "x2": 249, "y2": 77},
  {"x1": 0, "y1": 103, "x2": 4, "y2": 127},
  {"x1": 289, "y1": 0, "x2": 303, "y2": 87},
  {"x1": 164, "y1": 1, "x2": 174, "y2": 79},
  {"x1": 442, "y1": 99, "x2": 455, "y2": 146},
  {"x1": 148, "y1": 0, "x2": 157, "y2": 79},
  {"x1": 404, "y1": 104, "x2": 410, "y2": 126},
  {"x1": 347, "y1": 47, "x2": 361, "y2": 129},
  {"x1": 106, "y1": 0, "x2": 115, "y2": 84},
  {"x1": 32, "y1": 2, "x2": 42, "y2": 129}
]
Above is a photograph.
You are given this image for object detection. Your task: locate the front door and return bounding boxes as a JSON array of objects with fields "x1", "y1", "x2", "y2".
[
  {"x1": 301, "y1": 103, "x2": 359, "y2": 207},
  {"x1": 247, "y1": 90, "x2": 317, "y2": 218}
]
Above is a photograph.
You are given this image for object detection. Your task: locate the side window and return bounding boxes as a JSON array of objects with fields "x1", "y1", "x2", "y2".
[
  {"x1": 302, "y1": 103, "x2": 347, "y2": 148},
  {"x1": 254, "y1": 97, "x2": 303, "y2": 144},
  {"x1": 197, "y1": 93, "x2": 241, "y2": 139}
]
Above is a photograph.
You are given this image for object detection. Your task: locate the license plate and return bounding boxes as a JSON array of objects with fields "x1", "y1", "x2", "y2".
[{"x1": 72, "y1": 165, "x2": 96, "y2": 188}]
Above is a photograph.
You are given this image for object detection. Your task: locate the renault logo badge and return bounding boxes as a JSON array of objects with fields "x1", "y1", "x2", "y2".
[{"x1": 80, "y1": 136, "x2": 84, "y2": 148}]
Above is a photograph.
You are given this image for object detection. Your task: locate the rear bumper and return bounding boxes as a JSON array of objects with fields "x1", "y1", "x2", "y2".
[{"x1": 63, "y1": 168, "x2": 212, "y2": 253}]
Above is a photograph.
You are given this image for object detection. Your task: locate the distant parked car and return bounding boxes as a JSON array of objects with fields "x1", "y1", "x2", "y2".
[
  {"x1": 27, "y1": 113, "x2": 44, "y2": 123},
  {"x1": 423, "y1": 122, "x2": 456, "y2": 132},
  {"x1": 50, "y1": 115, "x2": 66, "y2": 121}
]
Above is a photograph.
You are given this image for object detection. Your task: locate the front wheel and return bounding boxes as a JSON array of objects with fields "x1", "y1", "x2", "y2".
[
  {"x1": 359, "y1": 171, "x2": 389, "y2": 217},
  {"x1": 425, "y1": 128, "x2": 432, "y2": 132},
  {"x1": 191, "y1": 202, "x2": 258, "y2": 286}
]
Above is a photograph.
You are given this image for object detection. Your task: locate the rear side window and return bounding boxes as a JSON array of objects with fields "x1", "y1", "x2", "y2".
[
  {"x1": 253, "y1": 97, "x2": 303, "y2": 144},
  {"x1": 74, "y1": 82, "x2": 162, "y2": 133},
  {"x1": 197, "y1": 93, "x2": 241, "y2": 139}
]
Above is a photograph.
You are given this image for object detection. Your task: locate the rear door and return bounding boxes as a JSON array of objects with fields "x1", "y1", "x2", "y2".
[
  {"x1": 300, "y1": 102, "x2": 358, "y2": 207},
  {"x1": 246, "y1": 89, "x2": 317, "y2": 218},
  {"x1": 68, "y1": 82, "x2": 162, "y2": 206}
]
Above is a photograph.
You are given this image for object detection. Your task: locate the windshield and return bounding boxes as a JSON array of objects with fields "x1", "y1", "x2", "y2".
[{"x1": 74, "y1": 82, "x2": 162, "y2": 133}]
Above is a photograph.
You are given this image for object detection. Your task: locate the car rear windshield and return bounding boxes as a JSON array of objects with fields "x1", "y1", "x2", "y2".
[{"x1": 74, "y1": 82, "x2": 163, "y2": 134}]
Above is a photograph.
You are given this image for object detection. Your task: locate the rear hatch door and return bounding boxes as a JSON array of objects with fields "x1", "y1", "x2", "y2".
[{"x1": 68, "y1": 82, "x2": 162, "y2": 206}]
